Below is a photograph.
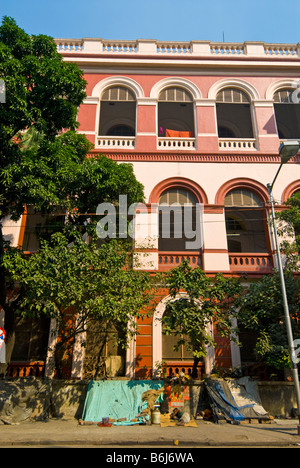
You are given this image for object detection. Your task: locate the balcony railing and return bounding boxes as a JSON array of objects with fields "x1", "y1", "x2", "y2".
[
  {"x1": 158, "y1": 137, "x2": 196, "y2": 150},
  {"x1": 6, "y1": 361, "x2": 45, "y2": 378},
  {"x1": 55, "y1": 39, "x2": 300, "y2": 59},
  {"x1": 162, "y1": 361, "x2": 204, "y2": 380},
  {"x1": 219, "y1": 138, "x2": 257, "y2": 150},
  {"x1": 97, "y1": 136, "x2": 135, "y2": 149},
  {"x1": 158, "y1": 252, "x2": 202, "y2": 271},
  {"x1": 229, "y1": 253, "x2": 273, "y2": 273}
]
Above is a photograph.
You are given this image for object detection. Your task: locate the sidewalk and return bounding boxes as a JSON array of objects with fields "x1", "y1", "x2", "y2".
[{"x1": 0, "y1": 418, "x2": 300, "y2": 447}]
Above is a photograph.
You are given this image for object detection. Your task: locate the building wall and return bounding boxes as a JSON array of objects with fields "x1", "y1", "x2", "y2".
[{"x1": 3, "y1": 40, "x2": 300, "y2": 379}]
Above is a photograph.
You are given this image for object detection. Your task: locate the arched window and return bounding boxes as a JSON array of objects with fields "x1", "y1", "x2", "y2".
[
  {"x1": 273, "y1": 88, "x2": 300, "y2": 139},
  {"x1": 216, "y1": 88, "x2": 254, "y2": 138},
  {"x1": 158, "y1": 87, "x2": 194, "y2": 137},
  {"x1": 11, "y1": 315, "x2": 51, "y2": 368},
  {"x1": 99, "y1": 85, "x2": 136, "y2": 136},
  {"x1": 162, "y1": 302, "x2": 195, "y2": 365},
  {"x1": 158, "y1": 187, "x2": 199, "y2": 251},
  {"x1": 224, "y1": 189, "x2": 268, "y2": 253}
]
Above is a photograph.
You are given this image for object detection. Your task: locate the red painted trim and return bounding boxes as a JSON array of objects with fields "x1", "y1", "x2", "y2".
[
  {"x1": 88, "y1": 149, "x2": 300, "y2": 164},
  {"x1": 282, "y1": 180, "x2": 300, "y2": 202},
  {"x1": 149, "y1": 176, "x2": 208, "y2": 204},
  {"x1": 215, "y1": 177, "x2": 269, "y2": 205}
]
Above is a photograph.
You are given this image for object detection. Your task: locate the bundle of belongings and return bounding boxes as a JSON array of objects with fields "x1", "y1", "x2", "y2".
[{"x1": 201, "y1": 377, "x2": 272, "y2": 424}]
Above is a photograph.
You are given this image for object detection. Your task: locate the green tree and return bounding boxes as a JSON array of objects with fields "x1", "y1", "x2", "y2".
[
  {"x1": 237, "y1": 271, "x2": 300, "y2": 370},
  {"x1": 162, "y1": 261, "x2": 242, "y2": 377},
  {"x1": 277, "y1": 191, "x2": 300, "y2": 271},
  {"x1": 3, "y1": 234, "x2": 153, "y2": 378},
  {"x1": 0, "y1": 17, "x2": 146, "y2": 374}
]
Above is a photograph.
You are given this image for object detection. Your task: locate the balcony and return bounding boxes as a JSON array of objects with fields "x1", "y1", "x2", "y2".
[
  {"x1": 163, "y1": 361, "x2": 204, "y2": 380},
  {"x1": 219, "y1": 138, "x2": 257, "y2": 150},
  {"x1": 229, "y1": 253, "x2": 273, "y2": 273},
  {"x1": 96, "y1": 136, "x2": 135, "y2": 149},
  {"x1": 6, "y1": 361, "x2": 45, "y2": 378},
  {"x1": 158, "y1": 137, "x2": 196, "y2": 150},
  {"x1": 158, "y1": 252, "x2": 202, "y2": 271}
]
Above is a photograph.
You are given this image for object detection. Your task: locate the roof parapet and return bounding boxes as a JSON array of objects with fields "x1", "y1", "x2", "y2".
[{"x1": 54, "y1": 38, "x2": 300, "y2": 58}]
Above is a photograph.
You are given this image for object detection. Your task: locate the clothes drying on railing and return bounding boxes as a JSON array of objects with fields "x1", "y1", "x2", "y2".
[{"x1": 165, "y1": 129, "x2": 194, "y2": 138}]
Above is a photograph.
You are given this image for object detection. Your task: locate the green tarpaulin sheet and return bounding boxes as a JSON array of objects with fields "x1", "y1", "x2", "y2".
[{"x1": 82, "y1": 380, "x2": 164, "y2": 424}]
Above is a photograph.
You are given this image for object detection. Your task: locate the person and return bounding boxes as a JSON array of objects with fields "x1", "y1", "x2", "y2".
[{"x1": 170, "y1": 408, "x2": 190, "y2": 426}]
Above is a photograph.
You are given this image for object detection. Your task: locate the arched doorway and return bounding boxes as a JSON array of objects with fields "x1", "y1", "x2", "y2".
[{"x1": 152, "y1": 294, "x2": 215, "y2": 379}]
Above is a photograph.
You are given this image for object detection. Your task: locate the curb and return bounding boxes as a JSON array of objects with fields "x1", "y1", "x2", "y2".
[{"x1": 0, "y1": 439, "x2": 299, "y2": 447}]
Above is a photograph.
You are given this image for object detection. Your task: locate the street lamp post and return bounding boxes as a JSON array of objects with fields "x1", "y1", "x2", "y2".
[{"x1": 267, "y1": 140, "x2": 300, "y2": 434}]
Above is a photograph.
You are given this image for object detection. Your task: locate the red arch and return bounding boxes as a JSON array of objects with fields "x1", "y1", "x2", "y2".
[
  {"x1": 215, "y1": 178, "x2": 269, "y2": 205},
  {"x1": 149, "y1": 177, "x2": 208, "y2": 205},
  {"x1": 282, "y1": 180, "x2": 300, "y2": 203}
]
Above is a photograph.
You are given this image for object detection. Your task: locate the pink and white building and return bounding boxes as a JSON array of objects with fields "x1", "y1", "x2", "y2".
[{"x1": 3, "y1": 38, "x2": 300, "y2": 379}]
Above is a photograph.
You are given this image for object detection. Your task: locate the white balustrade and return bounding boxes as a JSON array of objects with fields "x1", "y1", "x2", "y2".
[
  {"x1": 210, "y1": 43, "x2": 245, "y2": 55},
  {"x1": 97, "y1": 137, "x2": 135, "y2": 149},
  {"x1": 264, "y1": 44, "x2": 298, "y2": 56},
  {"x1": 56, "y1": 39, "x2": 83, "y2": 52},
  {"x1": 158, "y1": 138, "x2": 196, "y2": 149},
  {"x1": 102, "y1": 41, "x2": 137, "y2": 54},
  {"x1": 156, "y1": 42, "x2": 191, "y2": 54},
  {"x1": 55, "y1": 38, "x2": 300, "y2": 59},
  {"x1": 219, "y1": 138, "x2": 257, "y2": 150}
]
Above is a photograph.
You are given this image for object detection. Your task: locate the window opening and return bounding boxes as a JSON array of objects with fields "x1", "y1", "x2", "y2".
[
  {"x1": 162, "y1": 305, "x2": 195, "y2": 362},
  {"x1": 273, "y1": 88, "x2": 300, "y2": 139},
  {"x1": 83, "y1": 319, "x2": 126, "y2": 379},
  {"x1": 158, "y1": 188, "x2": 199, "y2": 251},
  {"x1": 99, "y1": 86, "x2": 136, "y2": 136},
  {"x1": 216, "y1": 88, "x2": 253, "y2": 138},
  {"x1": 106, "y1": 125, "x2": 135, "y2": 136},
  {"x1": 22, "y1": 206, "x2": 66, "y2": 252},
  {"x1": 11, "y1": 315, "x2": 51, "y2": 362},
  {"x1": 158, "y1": 87, "x2": 194, "y2": 137},
  {"x1": 224, "y1": 189, "x2": 268, "y2": 253}
]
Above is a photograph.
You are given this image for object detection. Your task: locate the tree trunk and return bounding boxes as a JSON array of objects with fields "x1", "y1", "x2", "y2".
[{"x1": 192, "y1": 357, "x2": 201, "y2": 379}]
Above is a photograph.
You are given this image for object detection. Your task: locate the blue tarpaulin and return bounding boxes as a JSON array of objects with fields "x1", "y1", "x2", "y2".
[
  {"x1": 82, "y1": 380, "x2": 164, "y2": 424},
  {"x1": 205, "y1": 379, "x2": 246, "y2": 422}
]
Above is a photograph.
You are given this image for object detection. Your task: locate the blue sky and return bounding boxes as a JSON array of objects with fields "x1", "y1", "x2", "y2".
[{"x1": 1, "y1": 0, "x2": 300, "y2": 44}]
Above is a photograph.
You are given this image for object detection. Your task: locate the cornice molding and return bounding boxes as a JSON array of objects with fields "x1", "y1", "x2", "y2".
[{"x1": 88, "y1": 150, "x2": 300, "y2": 164}]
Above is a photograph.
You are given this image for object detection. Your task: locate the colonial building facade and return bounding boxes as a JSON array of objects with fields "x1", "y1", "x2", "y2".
[{"x1": 3, "y1": 39, "x2": 300, "y2": 379}]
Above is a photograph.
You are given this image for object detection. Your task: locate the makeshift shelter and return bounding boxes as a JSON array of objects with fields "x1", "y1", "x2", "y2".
[
  {"x1": 82, "y1": 380, "x2": 164, "y2": 425},
  {"x1": 203, "y1": 377, "x2": 270, "y2": 423}
]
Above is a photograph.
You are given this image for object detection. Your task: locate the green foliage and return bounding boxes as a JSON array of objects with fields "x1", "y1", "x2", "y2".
[
  {"x1": 0, "y1": 16, "x2": 87, "y2": 219},
  {"x1": 3, "y1": 234, "x2": 154, "y2": 376},
  {"x1": 0, "y1": 17, "x2": 147, "y2": 378},
  {"x1": 0, "y1": 16, "x2": 86, "y2": 141},
  {"x1": 2, "y1": 129, "x2": 144, "y2": 221},
  {"x1": 237, "y1": 271, "x2": 300, "y2": 369},
  {"x1": 277, "y1": 191, "x2": 300, "y2": 270},
  {"x1": 4, "y1": 234, "x2": 152, "y2": 334},
  {"x1": 162, "y1": 261, "x2": 242, "y2": 360}
]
